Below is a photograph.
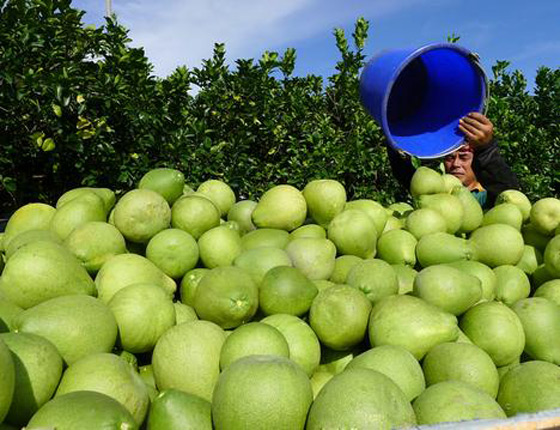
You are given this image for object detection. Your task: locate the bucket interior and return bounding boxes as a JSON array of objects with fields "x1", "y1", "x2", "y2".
[{"x1": 386, "y1": 48, "x2": 484, "y2": 157}]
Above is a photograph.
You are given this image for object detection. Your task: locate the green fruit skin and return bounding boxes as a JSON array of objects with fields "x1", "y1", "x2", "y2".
[
  {"x1": 289, "y1": 224, "x2": 326, "y2": 240},
  {"x1": 306, "y1": 368, "x2": 416, "y2": 430},
  {"x1": 0, "y1": 241, "x2": 95, "y2": 309},
  {"x1": 227, "y1": 200, "x2": 257, "y2": 234},
  {"x1": 511, "y1": 297, "x2": 560, "y2": 364},
  {"x1": 534, "y1": 279, "x2": 560, "y2": 307},
  {"x1": 376, "y1": 229, "x2": 417, "y2": 266},
  {"x1": 285, "y1": 237, "x2": 337, "y2": 281},
  {"x1": 212, "y1": 355, "x2": 313, "y2": 430},
  {"x1": 0, "y1": 338, "x2": 15, "y2": 423},
  {"x1": 516, "y1": 245, "x2": 542, "y2": 275},
  {"x1": 147, "y1": 389, "x2": 212, "y2": 430},
  {"x1": 482, "y1": 203, "x2": 523, "y2": 230},
  {"x1": 50, "y1": 194, "x2": 107, "y2": 241},
  {"x1": 146, "y1": 228, "x2": 199, "y2": 278},
  {"x1": 368, "y1": 295, "x2": 459, "y2": 360},
  {"x1": 418, "y1": 193, "x2": 464, "y2": 234},
  {"x1": 344, "y1": 200, "x2": 388, "y2": 236},
  {"x1": 496, "y1": 189, "x2": 532, "y2": 221},
  {"x1": 470, "y1": 224, "x2": 525, "y2": 268},
  {"x1": 57, "y1": 188, "x2": 115, "y2": 214},
  {"x1": 13, "y1": 295, "x2": 117, "y2": 365},
  {"x1": 2, "y1": 203, "x2": 56, "y2": 251},
  {"x1": 171, "y1": 195, "x2": 221, "y2": 240},
  {"x1": 452, "y1": 186, "x2": 483, "y2": 233},
  {"x1": 413, "y1": 265, "x2": 482, "y2": 315},
  {"x1": 327, "y1": 209, "x2": 377, "y2": 259},
  {"x1": 493, "y1": 265, "x2": 531, "y2": 306},
  {"x1": 422, "y1": 342, "x2": 499, "y2": 398},
  {"x1": 251, "y1": 185, "x2": 307, "y2": 231},
  {"x1": 460, "y1": 301, "x2": 525, "y2": 367},
  {"x1": 180, "y1": 268, "x2": 210, "y2": 306},
  {"x1": 530, "y1": 197, "x2": 560, "y2": 236},
  {"x1": 139, "y1": 168, "x2": 185, "y2": 205},
  {"x1": 55, "y1": 353, "x2": 149, "y2": 425},
  {"x1": 241, "y1": 228, "x2": 290, "y2": 250},
  {"x1": 26, "y1": 391, "x2": 138, "y2": 430},
  {"x1": 447, "y1": 260, "x2": 497, "y2": 302},
  {"x1": 416, "y1": 232, "x2": 473, "y2": 268},
  {"x1": 497, "y1": 360, "x2": 560, "y2": 416},
  {"x1": 544, "y1": 234, "x2": 560, "y2": 277},
  {"x1": 198, "y1": 226, "x2": 242, "y2": 269},
  {"x1": 303, "y1": 179, "x2": 347, "y2": 228},
  {"x1": 346, "y1": 259, "x2": 398, "y2": 304},
  {"x1": 410, "y1": 166, "x2": 445, "y2": 198},
  {"x1": 0, "y1": 300, "x2": 23, "y2": 333},
  {"x1": 413, "y1": 381, "x2": 505, "y2": 425},
  {"x1": 196, "y1": 180, "x2": 236, "y2": 218},
  {"x1": 404, "y1": 208, "x2": 447, "y2": 240},
  {"x1": 1, "y1": 333, "x2": 63, "y2": 426},
  {"x1": 329, "y1": 255, "x2": 363, "y2": 284},
  {"x1": 234, "y1": 247, "x2": 293, "y2": 285}
]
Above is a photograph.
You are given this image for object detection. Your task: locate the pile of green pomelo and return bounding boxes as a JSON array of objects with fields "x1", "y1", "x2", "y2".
[{"x1": 2, "y1": 166, "x2": 560, "y2": 429}]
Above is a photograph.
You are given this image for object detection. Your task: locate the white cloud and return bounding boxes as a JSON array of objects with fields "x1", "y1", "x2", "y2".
[
  {"x1": 510, "y1": 40, "x2": 560, "y2": 62},
  {"x1": 114, "y1": 0, "x2": 437, "y2": 76}
]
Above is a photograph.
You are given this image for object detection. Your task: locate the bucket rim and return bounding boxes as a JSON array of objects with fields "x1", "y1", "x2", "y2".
[{"x1": 368, "y1": 42, "x2": 487, "y2": 159}]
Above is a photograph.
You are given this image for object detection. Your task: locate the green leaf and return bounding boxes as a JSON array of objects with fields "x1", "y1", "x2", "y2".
[{"x1": 52, "y1": 104, "x2": 62, "y2": 117}]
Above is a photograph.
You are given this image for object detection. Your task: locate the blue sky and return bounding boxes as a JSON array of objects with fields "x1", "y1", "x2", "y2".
[{"x1": 75, "y1": 0, "x2": 559, "y2": 90}]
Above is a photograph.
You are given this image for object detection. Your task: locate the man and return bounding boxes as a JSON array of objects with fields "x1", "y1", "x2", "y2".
[{"x1": 388, "y1": 112, "x2": 519, "y2": 207}]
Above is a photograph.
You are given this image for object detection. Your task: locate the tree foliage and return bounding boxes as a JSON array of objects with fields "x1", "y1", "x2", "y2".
[{"x1": 0, "y1": 0, "x2": 558, "y2": 212}]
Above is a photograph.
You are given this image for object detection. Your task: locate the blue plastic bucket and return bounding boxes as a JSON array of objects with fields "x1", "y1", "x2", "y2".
[{"x1": 359, "y1": 43, "x2": 488, "y2": 159}]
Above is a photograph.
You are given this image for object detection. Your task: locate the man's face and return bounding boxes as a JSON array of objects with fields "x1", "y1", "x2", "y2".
[{"x1": 443, "y1": 149, "x2": 477, "y2": 188}]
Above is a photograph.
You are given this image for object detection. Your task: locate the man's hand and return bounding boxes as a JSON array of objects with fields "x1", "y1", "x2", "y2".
[{"x1": 459, "y1": 112, "x2": 494, "y2": 150}]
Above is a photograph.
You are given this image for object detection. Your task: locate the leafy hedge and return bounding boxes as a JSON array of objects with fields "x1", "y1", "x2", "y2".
[{"x1": 1, "y1": 0, "x2": 558, "y2": 212}]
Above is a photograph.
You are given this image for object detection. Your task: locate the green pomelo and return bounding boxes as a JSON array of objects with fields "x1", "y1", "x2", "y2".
[
  {"x1": 147, "y1": 389, "x2": 212, "y2": 430},
  {"x1": 171, "y1": 194, "x2": 221, "y2": 239},
  {"x1": 219, "y1": 322, "x2": 289, "y2": 370},
  {"x1": 0, "y1": 338, "x2": 15, "y2": 423},
  {"x1": 392, "y1": 264, "x2": 417, "y2": 295},
  {"x1": 413, "y1": 380, "x2": 505, "y2": 425},
  {"x1": 404, "y1": 208, "x2": 447, "y2": 239},
  {"x1": 534, "y1": 279, "x2": 560, "y2": 306},
  {"x1": 174, "y1": 302, "x2": 198, "y2": 324},
  {"x1": 410, "y1": 166, "x2": 445, "y2": 198},
  {"x1": 56, "y1": 187, "x2": 115, "y2": 213},
  {"x1": 516, "y1": 244, "x2": 542, "y2": 274},
  {"x1": 179, "y1": 268, "x2": 209, "y2": 306},
  {"x1": 532, "y1": 264, "x2": 555, "y2": 289},
  {"x1": 117, "y1": 350, "x2": 138, "y2": 371},
  {"x1": 497, "y1": 359, "x2": 520, "y2": 380},
  {"x1": 196, "y1": 179, "x2": 236, "y2": 217},
  {"x1": 2, "y1": 203, "x2": 56, "y2": 251},
  {"x1": 289, "y1": 224, "x2": 326, "y2": 240},
  {"x1": 447, "y1": 260, "x2": 497, "y2": 302},
  {"x1": 511, "y1": 297, "x2": 560, "y2": 364},
  {"x1": 313, "y1": 279, "x2": 337, "y2": 291},
  {"x1": 418, "y1": 193, "x2": 464, "y2": 234},
  {"x1": 316, "y1": 346, "x2": 359, "y2": 375},
  {"x1": 55, "y1": 352, "x2": 149, "y2": 424},
  {"x1": 416, "y1": 232, "x2": 473, "y2": 268},
  {"x1": 544, "y1": 234, "x2": 560, "y2": 277},
  {"x1": 251, "y1": 185, "x2": 307, "y2": 231},
  {"x1": 50, "y1": 192, "x2": 107, "y2": 241},
  {"x1": 346, "y1": 259, "x2": 398, "y2": 304},
  {"x1": 329, "y1": 255, "x2": 362, "y2": 284},
  {"x1": 376, "y1": 229, "x2": 417, "y2": 266},
  {"x1": 456, "y1": 328, "x2": 473, "y2": 344},
  {"x1": 302, "y1": 179, "x2": 347, "y2": 227},
  {"x1": 0, "y1": 241, "x2": 95, "y2": 309},
  {"x1": 138, "y1": 168, "x2": 185, "y2": 205},
  {"x1": 347, "y1": 345, "x2": 425, "y2": 401},
  {"x1": 494, "y1": 265, "x2": 531, "y2": 306},
  {"x1": 114, "y1": 189, "x2": 171, "y2": 243},
  {"x1": 4, "y1": 229, "x2": 61, "y2": 260},
  {"x1": 233, "y1": 246, "x2": 292, "y2": 285},
  {"x1": 344, "y1": 199, "x2": 388, "y2": 236},
  {"x1": 212, "y1": 355, "x2": 313, "y2": 430},
  {"x1": 309, "y1": 285, "x2": 372, "y2": 350},
  {"x1": 108, "y1": 283, "x2": 176, "y2": 353},
  {"x1": 95, "y1": 253, "x2": 176, "y2": 303},
  {"x1": 497, "y1": 360, "x2": 560, "y2": 416},
  {"x1": 284, "y1": 237, "x2": 336, "y2": 280},
  {"x1": 452, "y1": 185, "x2": 484, "y2": 233},
  {"x1": 522, "y1": 223, "x2": 551, "y2": 253},
  {"x1": 383, "y1": 215, "x2": 405, "y2": 232},
  {"x1": 14, "y1": 295, "x2": 117, "y2": 365},
  {"x1": 530, "y1": 197, "x2": 560, "y2": 235},
  {"x1": 413, "y1": 265, "x2": 482, "y2": 315},
  {"x1": 26, "y1": 391, "x2": 137, "y2": 430},
  {"x1": 327, "y1": 209, "x2": 377, "y2": 258},
  {"x1": 261, "y1": 314, "x2": 321, "y2": 377},
  {"x1": 259, "y1": 266, "x2": 318, "y2": 316},
  {"x1": 422, "y1": 342, "x2": 499, "y2": 398},
  {"x1": 460, "y1": 301, "x2": 525, "y2": 366},
  {"x1": 193, "y1": 266, "x2": 258, "y2": 329},
  {"x1": 1, "y1": 333, "x2": 63, "y2": 426},
  {"x1": 442, "y1": 174, "x2": 463, "y2": 192},
  {"x1": 306, "y1": 368, "x2": 416, "y2": 430},
  {"x1": 198, "y1": 225, "x2": 242, "y2": 269},
  {"x1": 496, "y1": 189, "x2": 532, "y2": 221},
  {"x1": 220, "y1": 219, "x2": 240, "y2": 232},
  {"x1": 0, "y1": 300, "x2": 23, "y2": 333},
  {"x1": 227, "y1": 200, "x2": 257, "y2": 234},
  {"x1": 152, "y1": 320, "x2": 225, "y2": 401},
  {"x1": 240, "y1": 228, "x2": 290, "y2": 250},
  {"x1": 310, "y1": 371, "x2": 333, "y2": 399},
  {"x1": 470, "y1": 224, "x2": 525, "y2": 267},
  {"x1": 387, "y1": 202, "x2": 414, "y2": 218},
  {"x1": 146, "y1": 228, "x2": 199, "y2": 278},
  {"x1": 482, "y1": 203, "x2": 523, "y2": 230},
  {"x1": 368, "y1": 295, "x2": 459, "y2": 360},
  {"x1": 65, "y1": 221, "x2": 127, "y2": 274}
]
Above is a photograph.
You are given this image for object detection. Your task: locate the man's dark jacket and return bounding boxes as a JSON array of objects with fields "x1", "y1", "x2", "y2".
[{"x1": 387, "y1": 139, "x2": 520, "y2": 207}]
